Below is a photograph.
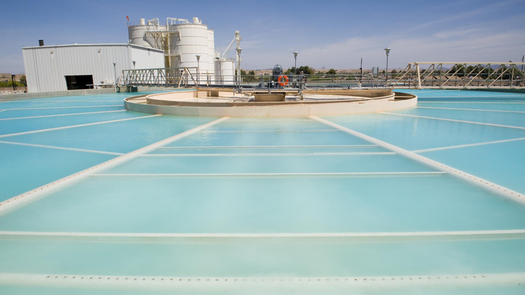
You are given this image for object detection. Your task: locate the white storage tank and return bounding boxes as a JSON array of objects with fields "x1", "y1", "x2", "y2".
[
  {"x1": 169, "y1": 25, "x2": 209, "y2": 70},
  {"x1": 128, "y1": 25, "x2": 151, "y2": 47},
  {"x1": 128, "y1": 18, "x2": 164, "y2": 48},
  {"x1": 221, "y1": 60, "x2": 235, "y2": 85},
  {"x1": 128, "y1": 16, "x2": 218, "y2": 78},
  {"x1": 215, "y1": 59, "x2": 235, "y2": 85},
  {"x1": 207, "y1": 29, "x2": 215, "y2": 73}
]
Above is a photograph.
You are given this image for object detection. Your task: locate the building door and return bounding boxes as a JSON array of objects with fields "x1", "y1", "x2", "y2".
[{"x1": 65, "y1": 75, "x2": 93, "y2": 90}]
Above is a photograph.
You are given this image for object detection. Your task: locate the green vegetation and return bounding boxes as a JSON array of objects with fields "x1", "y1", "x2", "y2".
[
  {"x1": 0, "y1": 80, "x2": 25, "y2": 87},
  {"x1": 284, "y1": 66, "x2": 315, "y2": 75},
  {"x1": 326, "y1": 69, "x2": 337, "y2": 75},
  {"x1": 0, "y1": 75, "x2": 26, "y2": 87},
  {"x1": 241, "y1": 70, "x2": 258, "y2": 82},
  {"x1": 448, "y1": 64, "x2": 518, "y2": 78},
  {"x1": 389, "y1": 69, "x2": 399, "y2": 78}
]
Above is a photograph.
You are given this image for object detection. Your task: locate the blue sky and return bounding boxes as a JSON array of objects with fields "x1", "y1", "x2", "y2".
[{"x1": 1, "y1": 0, "x2": 524, "y2": 74}]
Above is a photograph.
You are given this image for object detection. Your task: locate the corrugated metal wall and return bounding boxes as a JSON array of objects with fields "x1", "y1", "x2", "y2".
[
  {"x1": 22, "y1": 44, "x2": 163, "y2": 93},
  {"x1": 129, "y1": 47, "x2": 165, "y2": 70}
]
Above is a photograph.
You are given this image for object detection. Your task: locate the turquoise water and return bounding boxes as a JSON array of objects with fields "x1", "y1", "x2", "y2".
[
  {"x1": 167, "y1": 130, "x2": 372, "y2": 146},
  {"x1": 205, "y1": 118, "x2": 330, "y2": 131},
  {"x1": 1, "y1": 175, "x2": 524, "y2": 233},
  {"x1": 0, "y1": 105, "x2": 124, "y2": 119},
  {"x1": 103, "y1": 154, "x2": 434, "y2": 174},
  {"x1": 1, "y1": 237, "x2": 525, "y2": 277},
  {"x1": 421, "y1": 139, "x2": 525, "y2": 193},
  {"x1": 0, "y1": 142, "x2": 113, "y2": 201},
  {"x1": 394, "y1": 107, "x2": 525, "y2": 128},
  {"x1": 0, "y1": 111, "x2": 145, "y2": 136},
  {"x1": 0, "y1": 100, "x2": 127, "y2": 110},
  {"x1": 3, "y1": 115, "x2": 213, "y2": 154},
  {"x1": 148, "y1": 145, "x2": 387, "y2": 154},
  {"x1": 418, "y1": 101, "x2": 525, "y2": 112},
  {"x1": 0, "y1": 90, "x2": 525, "y2": 294},
  {"x1": 400, "y1": 89, "x2": 525, "y2": 101},
  {"x1": 325, "y1": 113, "x2": 525, "y2": 151}
]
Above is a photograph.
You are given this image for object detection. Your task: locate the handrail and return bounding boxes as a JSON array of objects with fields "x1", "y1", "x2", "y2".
[{"x1": 122, "y1": 64, "x2": 525, "y2": 90}]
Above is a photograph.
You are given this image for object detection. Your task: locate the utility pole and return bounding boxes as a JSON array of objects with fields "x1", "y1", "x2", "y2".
[
  {"x1": 236, "y1": 48, "x2": 242, "y2": 91},
  {"x1": 11, "y1": 75, "x2": 16, "y2": 92},
  {"x1": 522, "y1": 56, "x2": 524, "y2": 86},
  {"x1": 113, "y1": 63, "x2": 117, "y2": 86},
  {"x1": 196, "y1": 55, "x2": 200, "y2": 86},
  {"x1": 359, "y1": 58, "x2": 363, "y2": 88},
  {"x1": 384, "y1": 48, "x2": 391, "y2": 87},
  {"x1": 235, "y1": 30, "x2": 242, "y2": 86},
  {"x1": 293, "y1": 51, "x2": 298, "y2": 75},
  {"x1": 293, "y1": 51, "x2": 298, "y2": 88}
]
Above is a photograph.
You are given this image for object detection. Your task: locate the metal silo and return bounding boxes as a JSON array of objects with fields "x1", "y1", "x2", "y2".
[
  {"x1": 128, "y1": 18, "x2": 164, "y2": 49},
  {"x1": 220, "y1": 60, "x2": 235, "y2": 85},
  {"x1": 128, "y1": 16, "x2": 224, "y2": 80},
  {"x1": 168, "y1": 18, "x2": 211, "y2": 75},
  {"x1": 128, "y1": 19, "x2": 151, "y2": 47},
  {"x1": 207, "y1": 29, "x2": 215, "y2": 74}
]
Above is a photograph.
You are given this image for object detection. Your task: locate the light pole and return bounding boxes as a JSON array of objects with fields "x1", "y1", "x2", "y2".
[
  {"x1": 113, "y1": 62, "x2": 117, "y2": 86},
  {"x1": 195, "y1": 55, "x2": 200, "y2": 86},
  {"x1": 359, "y1": 58, "x2": 363, "y2": 89},
  {"x1": 11, "y1": 75, "x2": 16, "y2": 92},
  {"x1": 384, "y1": 48, "x2": 391, "y2": 86},
  {"x1": 293, "y1": 51, "x2": 298, "y2": 75},
  {"x1": 236, "y1": 48, "x2": 242, "y2": 90},
  {"x1": 522, "y1": 55, "x2": 524, "y2": 86}
]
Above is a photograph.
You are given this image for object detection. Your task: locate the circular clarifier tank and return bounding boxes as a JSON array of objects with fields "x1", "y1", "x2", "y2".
[{"x1": 124, "y1": 88, "x2": 417, "y2": 117}]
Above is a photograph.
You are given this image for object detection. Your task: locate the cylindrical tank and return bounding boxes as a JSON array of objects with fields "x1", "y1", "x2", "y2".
[
  {"x1": 128, "y1": 24, "x2": 164, "y2": 48},
  {"x1": 207, "y1": 29, "x2": 215, "y2": 74},
  {"x1": 128, "y1": 25, "x2": 152, "y2": 47},
  {"x1": 214, "y1": 58, "x2": 222, "y2": 84},
  {"x1": 169, "y1": 24, "x2": 211, "y2": 74},
  {"x1": 214, "y1": 59, "x2": 234, "y2": 85},
  {"x1": 220, "y1": 60, "x2": 235, "y2": 85},
  {"x1": 128, "y1": 18, "x2": 165, "y2": 49},
  {"x1": 129, "y1": 16, "x2": 216, "y2": 74}
]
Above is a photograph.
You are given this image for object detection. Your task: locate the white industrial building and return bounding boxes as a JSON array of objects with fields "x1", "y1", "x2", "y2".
[
  {"x1": 22, "y1": 43, "x2": 164, "y2": 93},
  {"x1": 22, "y1": 16, "x2": 240, "y2": 92}
]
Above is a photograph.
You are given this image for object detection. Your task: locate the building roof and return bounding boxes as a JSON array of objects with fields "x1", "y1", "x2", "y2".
[{"x1": 22, "y1": 43, "x2": 163, "y2": 53}]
